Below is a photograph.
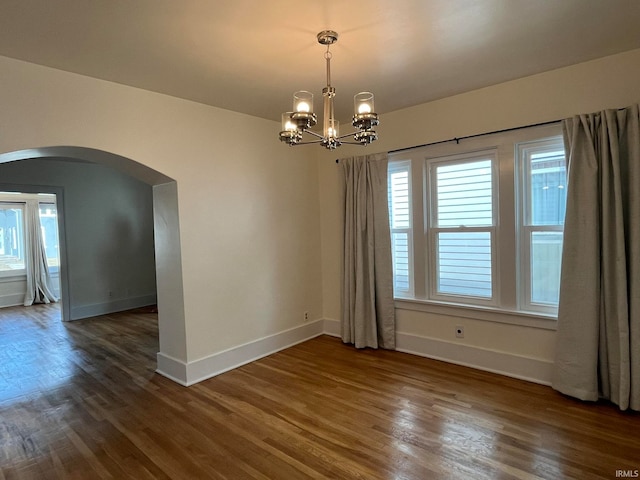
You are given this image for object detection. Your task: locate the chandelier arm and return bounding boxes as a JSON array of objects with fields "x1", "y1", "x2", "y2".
[
  {"x1": 304, "y1": 130, "x2": 325, "y2": 139},
  {"x1": 335, "y1": 131, "x2": 366, "y2": 140},
  {"x1": 294, "y1": 139, "x2": 325, "y2": 145}
]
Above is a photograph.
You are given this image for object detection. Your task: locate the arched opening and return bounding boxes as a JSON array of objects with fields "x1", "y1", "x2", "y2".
[{"x1": 0, "y1": 146, "x2": 187, "y2": 375}]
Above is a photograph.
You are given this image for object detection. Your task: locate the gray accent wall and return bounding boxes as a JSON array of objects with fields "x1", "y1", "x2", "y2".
[{"x1": 0, "y1": 157, "x2": 157, "y2": 319}]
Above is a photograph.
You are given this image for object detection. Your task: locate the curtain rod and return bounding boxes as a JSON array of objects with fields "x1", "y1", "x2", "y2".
[{"x1": 335, "y1": 118, "x2": 561, "y2": 163}]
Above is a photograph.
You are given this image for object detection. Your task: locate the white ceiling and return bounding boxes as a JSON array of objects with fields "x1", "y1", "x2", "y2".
[{"x1": 1, "y1": 0, "x2": 640, "y2": 125}]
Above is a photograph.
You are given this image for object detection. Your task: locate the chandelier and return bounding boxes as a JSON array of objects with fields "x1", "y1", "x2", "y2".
[{"x1": 279, "y1": 30, "x2": 379, "y2": 150}]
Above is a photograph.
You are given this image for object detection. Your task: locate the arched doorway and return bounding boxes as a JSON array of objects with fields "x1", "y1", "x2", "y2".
[{"x1": 0, "y1": 146, "x2": 187, "y2": 375}]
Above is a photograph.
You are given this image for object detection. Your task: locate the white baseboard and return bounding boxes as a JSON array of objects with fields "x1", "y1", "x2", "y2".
[
  {"x1": 156, "y1": 352, "x2": 189, "y2": 386},
  {"x1": 323, "y1": 317, "x2": 341, "y2": 337},
  {"x1": 321, "y1": 318, "x2": 551, "y2": 385},
  {"x1": 156, "y1": 319, "x2": 325, "y2": 386},
  {"x1": 155, "y1": 318, "x2": 552, "y2": 387},
  {"x1": 395, "y1": 331, "x2": 553, "y2": 385},
  {"x1": 69, "y1": 294, "x2": 157, "y2": 320}
]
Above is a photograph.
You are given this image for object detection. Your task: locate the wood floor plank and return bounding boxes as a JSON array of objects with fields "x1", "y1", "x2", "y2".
[{"x1": 1, "y1": 303, "x2": 639, "y2": 479}]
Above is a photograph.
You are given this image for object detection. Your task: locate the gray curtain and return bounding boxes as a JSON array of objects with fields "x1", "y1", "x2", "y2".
[
  {"x1": 341, "y1": 153, "x2": 395, "y2": 349},
  {"x1": 552, "y1": 104, "x2": 640, "y2": 411},
  {"x1": 23, "y1": 200, "x2": 58, "y2": 306}
]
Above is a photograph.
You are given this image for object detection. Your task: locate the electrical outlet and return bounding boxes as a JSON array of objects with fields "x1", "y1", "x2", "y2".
[
  {"x1": 304, "y1": 311, "x2": 309, "y2": 322},
  {"x1": 455, "y1": 326, "x2": 465, "y2": 338}
]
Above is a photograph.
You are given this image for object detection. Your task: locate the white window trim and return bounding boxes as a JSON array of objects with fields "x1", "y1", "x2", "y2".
[
  {"x1": 0, "y1": 201, "x2": 26, "y2": 277},
  {"x1": 0, "y1": 272, "x2": 26, "y2": 281},
  {"x1": 426, "y1": 149, "x2": 498, "y2": 306},
  {"x1": 388, "y1": 160, "x2": 415, "y2": 298},
  {"x1": 516, "y1": 136, "x2": 565, "y2": 315},
  {"x1": 0, "y1": 192, "x2": 59, "y2": 278},
  {"x1": 394, "y1": 298, "x2": 558, "y2": 330},
  {"x1": 389, "y1": 123, "x2": 564, "y2": 330}
]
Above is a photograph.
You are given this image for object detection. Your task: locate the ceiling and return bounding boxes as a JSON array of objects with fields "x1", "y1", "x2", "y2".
[{"x1": 1, "y1": 1, "x2": 640, "y2": 125}]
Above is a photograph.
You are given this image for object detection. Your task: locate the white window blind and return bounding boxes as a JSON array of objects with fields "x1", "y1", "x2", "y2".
[
  {"x1": 435, "y1": 160, "x2": 493, "y2": 227},
  {"x1": 430, "y1": 155, "x2": 495, "y2": 300},
  {"x1": 388, "y1": 161, "x2": 413, "y2": 296}
]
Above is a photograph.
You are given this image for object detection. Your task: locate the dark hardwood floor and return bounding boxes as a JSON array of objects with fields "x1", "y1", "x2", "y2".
[{"x1": 0, "y1": 303, "x2": 638, "y2": 479}]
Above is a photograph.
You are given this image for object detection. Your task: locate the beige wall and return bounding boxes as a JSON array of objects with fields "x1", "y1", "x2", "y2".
[
  {"x1": 0, "y1": 55, "x2": 323, "y2": 374},
  {"x1": 2, "y1": 46, "x2": 640, "y2": 385},
  {"x1": 317, "y1": 48, "x2": 640, "y2": 375}
]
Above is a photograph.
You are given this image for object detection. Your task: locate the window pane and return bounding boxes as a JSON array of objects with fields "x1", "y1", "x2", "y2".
[
  {"x1": 519, "y1": 138, "x2": 566, "y2": 313},
  {"x1": 389, "y1": 169, "x2": 410, "y2": 229},
  {"x1": 436, "y1": 160, "x2": 492, "y2": 227},
  {"x1": 389, "y1": 162, "x2": 413, "y2": 296},
  {"x1": 530, "y1": 151, "x2": 566, "y2": 226},
  {"x1": 531, "y1": 231, "x2": 562, "y2": 304},
  {"x1": 391, "y1": 232, "x2": 410, "y2": 293},
  {"x1": 0, "y1": 206, "x2": 25, "y2": 271},
  {"x1": 39, "y1": 204, "x2": 60, "y2": 269},
  {"x1": 437, "y1": 232, "x2": 492, "y2": 298}
]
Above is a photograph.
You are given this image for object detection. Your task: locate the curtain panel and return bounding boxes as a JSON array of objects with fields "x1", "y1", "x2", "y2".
[
  {"x1": 341, "y1": 153, "x2": 396, "y2": 349},
  {"x1": 553, "y1": 104, "x2": 640, "y2": 411},
  {"x1": 23, "y1": 200, "x2": 58, "y2": 306}
]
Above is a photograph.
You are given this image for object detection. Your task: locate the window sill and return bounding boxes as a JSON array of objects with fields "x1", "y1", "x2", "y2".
[
  {"x1": 394, "y1": 297, "x2": 558, "y2": 331},
  {"x1": 0, "y1": 272, "x2": 27, "y2": 282}
]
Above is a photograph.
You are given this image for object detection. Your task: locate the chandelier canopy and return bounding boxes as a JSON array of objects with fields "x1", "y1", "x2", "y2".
[{"x1": 279, "y1": 30, "x2": 379, "y2": 150}]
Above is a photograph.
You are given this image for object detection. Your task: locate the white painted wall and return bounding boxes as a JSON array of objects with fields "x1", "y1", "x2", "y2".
[
  {"x1": 0, "y1": 159, "x2": 157, "y2": 318},
  {"x1": 317, "y1": 48, "x2": 640, "y2": 384},
  {"x1": 0, "y1": 55, "x2": 324, "y2": 384},
  {"x1": 2, "y1": 47, "x2": 639, "y2": 386}
]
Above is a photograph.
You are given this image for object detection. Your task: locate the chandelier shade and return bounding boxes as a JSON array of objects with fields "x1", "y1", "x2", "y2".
[{"x1": 279, "y1": 30, "x2": 379, "y2": 150}]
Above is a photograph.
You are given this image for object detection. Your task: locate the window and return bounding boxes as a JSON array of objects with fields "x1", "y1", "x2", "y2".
[
  {"x1": 388, "y1": 124, "x2": 566, "y2": 320},
  {"x1": 0, "y1": 204, "x2": 25, "y2": 273},
  {"x1": 517, "y1": 138, "x2": 566, "y2": 314},
  {"x1": 388, "y1": 161, "x2": 413, "y2": 296},
  {"x1": 428, "y1": 152, "x2": 496, "y2": 302},
  {"x1": 39, "y1": 203, "x2": 60, "y2": 272},
  {"x1": 0, "y1": 193, "x2": 61, "y2": 277}
]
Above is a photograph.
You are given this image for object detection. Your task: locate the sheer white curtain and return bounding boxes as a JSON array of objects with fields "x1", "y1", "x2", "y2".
[
  {"x1": 341, "y1": 153, "x2": 395, "y2": 349},
  {"x1": 553, "y1": 104, "x2": 640, "y2": 411},
  {"x1": 23, "y1": 200, "x2": 58, "y2": 306}
]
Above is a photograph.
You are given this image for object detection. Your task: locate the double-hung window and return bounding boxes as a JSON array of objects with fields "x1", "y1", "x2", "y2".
[
  {"x1": 39, "y1": 203, "x2": 60, "y2": 272},
  {"x1": 388, "y1": 124, "x2": 567, "y2": 323},
  {"x1": 0, "y1": 194, "x2": 61, "y2": 277},
  {"x1": 0, "y1": 203, "x2": 25, "y2": 274},
  {"x1": 388, "y1": 161, "x2": 413, "y2": 297},
  {"x1": 428, "y1": 151, "x2": 496, "y2": 303},
  {"x1": 517, "y1": 137, "x2": 566, "y2": 314}
]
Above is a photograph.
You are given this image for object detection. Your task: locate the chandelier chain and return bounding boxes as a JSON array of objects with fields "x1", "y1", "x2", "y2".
[{"x1": 325, "y1": 47, "x2": 332, "y2": 87}]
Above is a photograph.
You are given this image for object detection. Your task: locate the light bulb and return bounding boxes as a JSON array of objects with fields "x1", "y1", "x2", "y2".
[
  {"x1": 326, "y1": 119, "x2": 339, "y2": 138},
  {"x1": 296, "y1": 101, "x2": 310, "y2": 113},
  {"x1": 358, "y1": 103, "x2": 372, "y2": 114},
  {"x1": 285, "y1": 120, "x2": 296, "y2": 131},
  {"x1": 354, "y1": 92, "x2": 375, "y2": 116},
  {"x1": 281, "y1": 112, "x2": 297, "y2": 132}
]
